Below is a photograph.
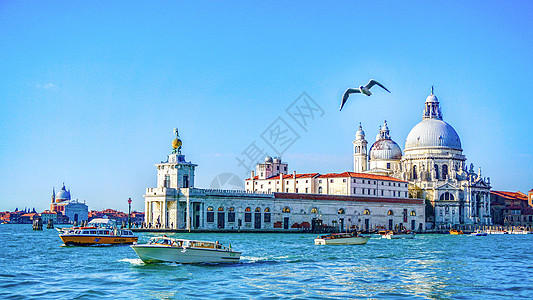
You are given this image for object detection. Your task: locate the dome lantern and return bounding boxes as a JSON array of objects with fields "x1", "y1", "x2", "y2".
[{"x1": 423, "y1": 86, "x2": 443, "y2": 120}]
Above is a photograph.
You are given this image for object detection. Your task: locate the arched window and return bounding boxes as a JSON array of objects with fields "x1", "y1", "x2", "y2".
[
  {"x1": 439, "y1": 192, "x2": 455, "y2": 201},
  {"x1": 363, "y1": 209, "x2": 370, "y2": 215},
  {"x1": 264, "y1": 207, "x2": 270, "y2": 212},
  {"x1": 245, "y1": 207, "x2": 251, "y2": 212},
  {"x1": 207, "y1": 207, "x2": 214, "y2": 223},
  {"x1": 282, "y1": 207, "x2": 290, "y2": 213},
  {"x1": 442, "y1": 164, "x2": 448, "y2": 180},
  {"x1": 228, "y1": 207, "x2": 235, "y2": 222},
  {"x1": 217, "y1": 207, "x2": 224, "y2": 211},
  {"x1": 255, "y1": 207, "x2": 261, "y2": 212},
  {"x1": 434, "y1": 164, "x2": 439, "y2": 180},
  {"x1": 387, "y1": 210, "x2": 394, "y2": 215},
  {"x1": 410, "y1": 210, "x2": 416, "y2": 216},
  {"x1": 318, "y1": 186, "x2": 323, "y2": 194},
  {"x1": 412, "y1": 165, "x2": 418, "y2": 180},
  {"x1": 338, "y1": 208, "x2": 345, "y2": 214},
  {"x1": 311, "y1": 207, "x2": 318, "y2": 214}
]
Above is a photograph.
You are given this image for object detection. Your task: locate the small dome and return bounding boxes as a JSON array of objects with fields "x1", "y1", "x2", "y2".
[
  {"x1": 369, "y1": 139, "x2": 402, "y2": 160},
  {"x1": 426, "y1": 94, "x2": 439, "y2": 103},
  {"x1": 405, "y1": 119, "x2": 462, "y2": 150},
  {"x1": 265, "y1": 156, "x2": 273, "y2": 163},
  {"x1": 355, "y1": 123, "x2": 365, "y2": 139}
]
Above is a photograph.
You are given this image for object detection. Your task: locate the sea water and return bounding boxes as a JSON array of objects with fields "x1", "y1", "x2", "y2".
[{"x1": 0, "y1": 224, "x2": 532, "y2": 299}]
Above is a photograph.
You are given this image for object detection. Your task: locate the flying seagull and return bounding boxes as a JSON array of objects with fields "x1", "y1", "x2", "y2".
[{"x1": 340, "y1": 79, "x2": 391, "y2": 111}]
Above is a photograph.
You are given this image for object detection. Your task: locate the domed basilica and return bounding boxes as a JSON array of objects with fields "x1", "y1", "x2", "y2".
[{"x1": 353, "y1": 89, "x2": 492, "y2": 226}]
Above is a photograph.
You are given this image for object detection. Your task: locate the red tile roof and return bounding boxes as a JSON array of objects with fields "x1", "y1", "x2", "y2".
[
  {"x1": 247, "y1": 172, "x2": 406, "y2": 182},
  {"x1": 318, "y1": 172, "x2": 407, "y2": 182},
  {"x1": 491, "y1": 191, "x2": 528, "y2": 201}
]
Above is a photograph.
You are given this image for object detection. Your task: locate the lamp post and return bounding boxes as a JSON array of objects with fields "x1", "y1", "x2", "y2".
[{"x1": 128, "y1": 198, "x2": 132, "y2": 229}]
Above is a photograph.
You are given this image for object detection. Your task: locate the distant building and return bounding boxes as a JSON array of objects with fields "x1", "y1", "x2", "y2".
[
  {"x1": 19, "y1": 213, "x2": 40, "y2": 224},
  {"x1": 490, "y1": 190, "x2": 533, "y2": 226},
  {"x1": 50, "y1": 184, "x2": 88, "y2": 223},
  {"x1": 40, "y1": 210, "x2": 58, "y2": 224}
]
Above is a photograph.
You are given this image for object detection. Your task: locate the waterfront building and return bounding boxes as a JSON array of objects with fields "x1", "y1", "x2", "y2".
[
  {"x1": 353, "y1": 89, "x2": 492, "y2": 227},
  {"x1": 490, "y1": 190, "x2": 533, "y2": 226},
  {"x1": 40, "y1": 210, "x2": 58, "y2": 225},
  {"x1": 143, "y1": 130, "x2": 425, "y2": 231},
  {"x1": 50, "y1": 184, "x2": 88, "y2": 223}
]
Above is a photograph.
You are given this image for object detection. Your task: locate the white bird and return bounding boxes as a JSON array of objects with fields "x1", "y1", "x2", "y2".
[{"x1": 340, "y1": 79, "x2": 391, "y2": 111}]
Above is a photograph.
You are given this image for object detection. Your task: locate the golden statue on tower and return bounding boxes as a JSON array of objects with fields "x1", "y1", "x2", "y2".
[{"x1": 172, "y1": 128, "x2": 182, "y2": 154}]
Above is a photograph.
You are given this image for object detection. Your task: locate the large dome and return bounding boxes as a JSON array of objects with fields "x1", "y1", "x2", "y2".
[
  {"x1": 405, "y1": 119, "x2": 461, "y2": 150},
  {"x1": 369, "y1": 139, "x2": 402, "y2": 160},
  {"x1": 56, "y1": 185, "x2": 71, "y2": 200}
]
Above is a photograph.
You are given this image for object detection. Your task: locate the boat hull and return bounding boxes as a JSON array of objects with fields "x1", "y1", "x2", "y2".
[
  {"x1": 131, "y1": 245, "x2": 241, "y2": 264},
  {"x1": 384, "y1": 233, "x2": 415, "y2": 239},
  {"x1": 314, "y1": 236, "x2": 370, "y2": 245},
  {"x1": 60, "y1": 235, "x2": 138, "y2": 246}
]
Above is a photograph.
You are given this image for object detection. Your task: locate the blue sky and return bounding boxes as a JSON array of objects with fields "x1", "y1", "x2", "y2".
[{"x1": 1, "y1": 1, "x2": 532, "y2": 212}]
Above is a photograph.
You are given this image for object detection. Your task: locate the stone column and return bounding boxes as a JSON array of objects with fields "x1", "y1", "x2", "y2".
[
  {"x1": 145, "y1": 199, "x2": 149, "y2": 227},
  {"x1": 162, "y1": 200, "x2": 167, "y2": 228},
  {"x1": 186, "y1": 196, "x2": 191, "y2": 231}
]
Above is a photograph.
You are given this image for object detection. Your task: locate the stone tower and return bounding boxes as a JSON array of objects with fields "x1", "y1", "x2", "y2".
[{"x1": 353, "y1": 123, "x2": 368, "y2": 172}]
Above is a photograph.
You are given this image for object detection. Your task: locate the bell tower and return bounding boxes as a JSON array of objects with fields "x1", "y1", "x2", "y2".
[{"x1": 353, "y1": 123, "x2": 368, "y2": 172}]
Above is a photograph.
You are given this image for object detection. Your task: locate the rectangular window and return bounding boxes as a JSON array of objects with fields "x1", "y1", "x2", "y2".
[
  {"x1": 207, "y1": 212, "x2": 214, "y2": 222},
  {"x1": 245, "y1": 212, "x2": 252, "y2": 223},
  {"x1": 353, "y1": 188, "x2": 356, "y2": 194},
  {"x1": 296, "y1": 188, "x2": 299, "y2": 193},
  {"x1": 228, "y1": 212, "x2": 236, "y2": 223},
  {"x1": 305, "y1": 188, "x2": 308, "y2": 193},
  {"x1": 374, "y1": 189, "x2": 376, "y2": 195},
  {"x1": 387, "y1": 163, "x2": 391, "y2": 169},
  {"x1": 353, "y1": 179, "x2": 356, "y2": 183},
  {"x1": 381, "y1": 190, "x2": 384, "y2": 196},
  {"x1": 264, "y1": 213, "x2": 271, "y2": 223},
  {"x1": 319, "y1": 180, "x2": 322, "y2": 183},
  {"x1": 343, "y1": 179, "x2": 346, "y2": 182}
]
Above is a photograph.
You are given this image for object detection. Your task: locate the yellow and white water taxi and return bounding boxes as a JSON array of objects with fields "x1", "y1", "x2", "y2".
[{"x1": 59, "y1": 218, "x2": 138, "y2": 246}]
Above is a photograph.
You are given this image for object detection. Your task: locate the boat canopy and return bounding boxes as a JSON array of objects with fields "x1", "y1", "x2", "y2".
[{"x1": 87, "y1": 218, "x2": 117, "y2": 228}]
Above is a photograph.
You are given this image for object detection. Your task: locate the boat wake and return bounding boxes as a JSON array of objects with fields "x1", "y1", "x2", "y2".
[{"x1": 119, "y1": 258, "x2": 145, "y2": 266}]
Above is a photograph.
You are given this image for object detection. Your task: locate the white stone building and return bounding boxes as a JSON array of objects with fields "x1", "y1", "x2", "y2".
[
  {"x1": 143, "y1": 134, "x2": 425, "y2": 232},
  {"x1": 354, "y1": 89, "x2": 492, "y2": 226}
]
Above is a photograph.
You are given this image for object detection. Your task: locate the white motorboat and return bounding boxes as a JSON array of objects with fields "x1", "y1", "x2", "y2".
[
  {"x1": 381, "y1": 230, "x2": 415, "y2": 239},
  {"x1": 131, "y1": 236, "x2": 241, "y2": 264},
  {"x1": 470, "y1": 230, "x2": 488, "y2": 236},
  {"x1": 314, "y1": 232, "x2": 370, "y2": 245}
]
